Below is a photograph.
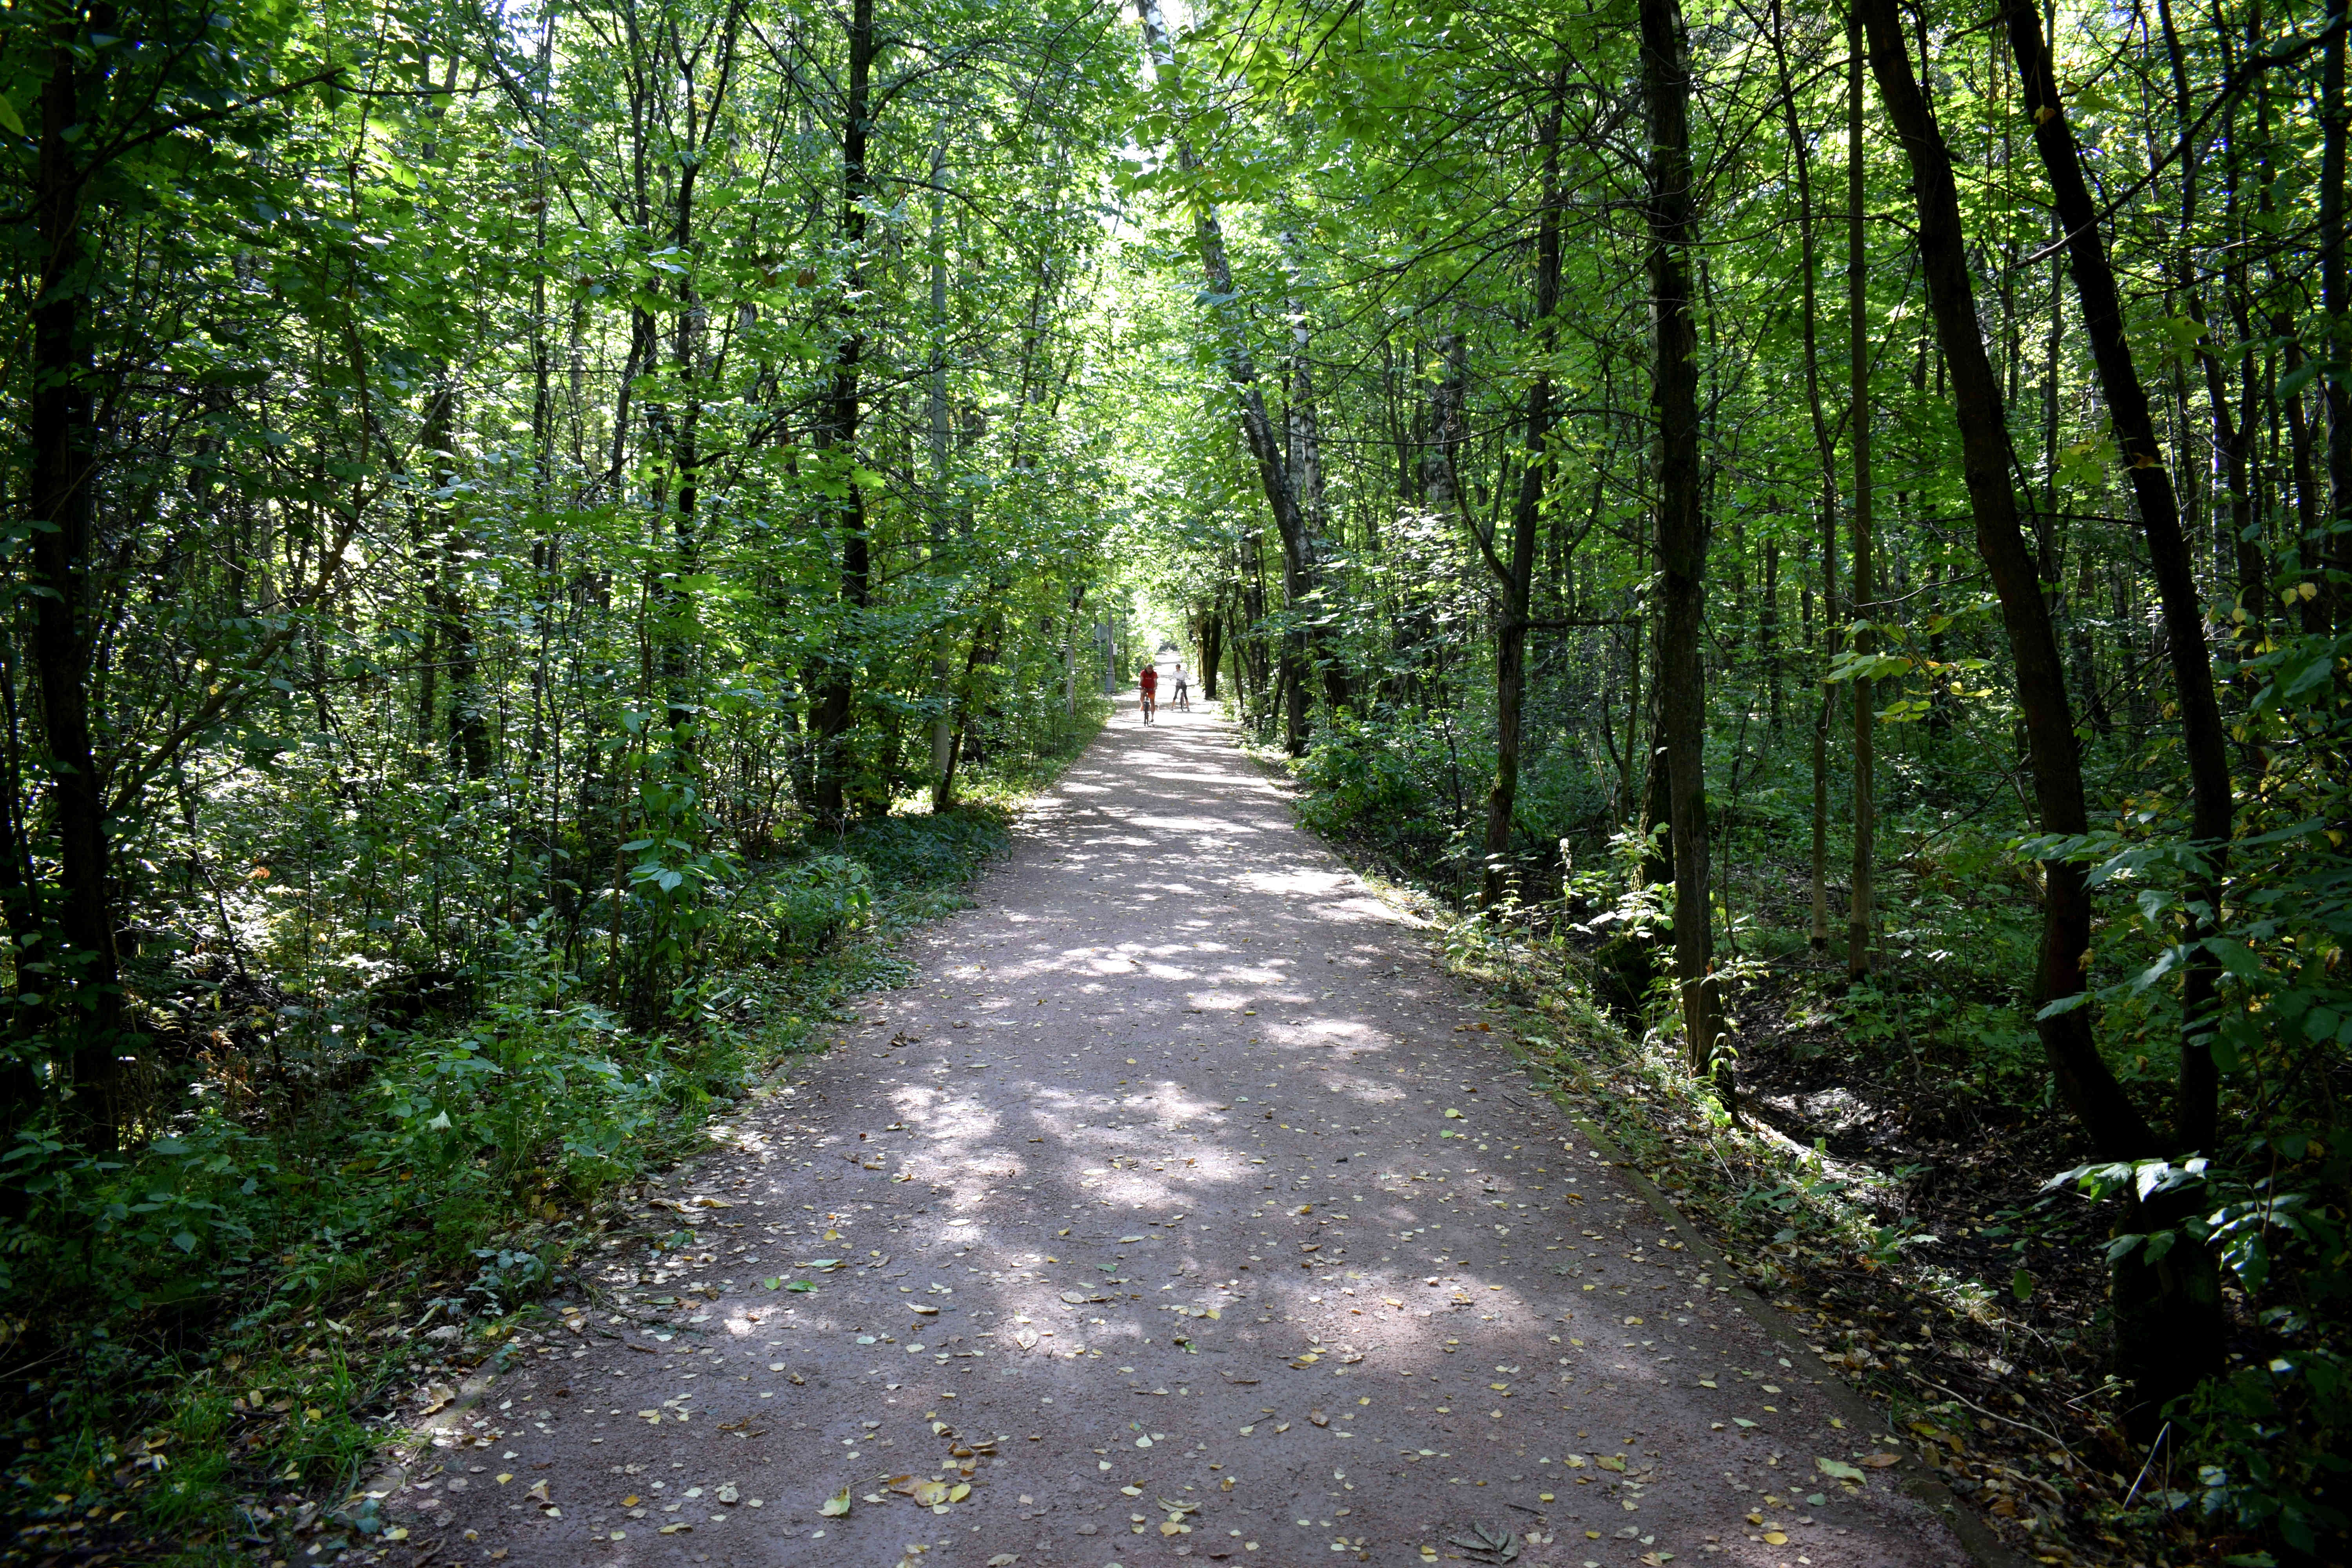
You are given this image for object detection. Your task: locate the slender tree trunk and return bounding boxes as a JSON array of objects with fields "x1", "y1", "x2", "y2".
[
  {"x1": 2325, "y1": 0, "x2": 2351, "y2": 627},
  {"x1": 427, "y1": 367, "x2": 491, "y2": 781},
  {"x1": 1811, "y1": 672, "x2": 1833, "y2": 950},
  {"x1": 1283, "y1": 229, "x2": 1349, "y2": 721},
  {"x1": 1478, "y1": 60, "x2": 1566, "y2": 911},
  {"x1": 1641, "y1": 0, "x2": 1716, "y2": 1076},
  {"x1": 2005, "y1": 0, "x2": 2233, "y2": 1151},
  {"x1": 1771, "y1": 4, "x2": 1842, "y2": 959},
  {"x1": 2004, "y1": 0, "x2": 2233, "y2": 1425},
  {"x1": 1847, "y1": 11, "x2": 1876, "y2": 980},
  {"x1": 928, "y1": 141, "x2": 957, "y2": 804},
  {"x1": 0, "y1": 643, "x2": 43, "y2": 1143},
  {"x1": 1139, "y1": 0, "x2": 1334, "y2": 755},
  {"x1": 30, "y1": 27, "x2": 121, "y2": 1146},
  {"x1": 811, "y1": 0, "x2": 877, "y2": 823},
  {"x1": 1860, "y1": 0, "x2": 2155, "y2": 1156}
]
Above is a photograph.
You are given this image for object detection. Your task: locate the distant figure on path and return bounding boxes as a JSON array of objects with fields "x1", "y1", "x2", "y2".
[
  {"x1": 1171, "y1": 664, "x2": 1191, "y2": 711},
  {"x1": 1139, "y1": 661, "x2": 1159, "y2": 722}
]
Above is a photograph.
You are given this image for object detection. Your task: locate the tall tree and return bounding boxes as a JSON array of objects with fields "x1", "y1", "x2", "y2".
[
  {"x1": 1856, "y1": 0, "x2": 2151, "y2": 1155},
  {"x1": 1641, "y1": 0, "x2": 1717, "y2": 1076},
  {"x1": 1473, "y1": 58, "x2": 1567, "y2": 911},
  {"x1": 809, "y1": 0, "x2": 880, "y2": 823},
  {"x1": 2003, "y1": 0, "x2": 2234, "y2": 1416},
  {"x1": 1846, "y1": 5, "x2": 1877, "y2": 981}
]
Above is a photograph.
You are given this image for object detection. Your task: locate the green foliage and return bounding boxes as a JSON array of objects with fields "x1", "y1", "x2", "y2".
[
  {"x1": 1294, "y1": 711, "x2": 1447, "y2": 840},
  {"x1": 0, "y1": 786, "x2": 1036, "y2": 1547}
]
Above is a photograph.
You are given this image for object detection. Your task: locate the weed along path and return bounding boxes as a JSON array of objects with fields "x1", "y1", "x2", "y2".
[{"x1": 388, "y1": 702, "x2": 1976, "y2": 1568}]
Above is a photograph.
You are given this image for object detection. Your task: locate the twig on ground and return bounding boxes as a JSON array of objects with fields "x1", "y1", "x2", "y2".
[
  {"x1": 1918, "y1": 1376, "x2": 2076, "y2": 1460},
  {"x1": 2120, "y1": 1421, "x2": 2171, "y2": 1509}
]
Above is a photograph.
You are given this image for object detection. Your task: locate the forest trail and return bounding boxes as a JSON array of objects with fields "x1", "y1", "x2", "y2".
[{"x1": 393, "y1": 702, "x2": 1975, "y2": 1568}]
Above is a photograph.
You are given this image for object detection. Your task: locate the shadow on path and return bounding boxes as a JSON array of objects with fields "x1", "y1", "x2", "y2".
[{"x1": 403, "y1": 700, "x2": 1971, "y2": 1568}]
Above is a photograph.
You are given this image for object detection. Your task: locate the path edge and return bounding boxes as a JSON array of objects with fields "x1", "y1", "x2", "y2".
[
  {"x1": 1221, "y1": 725, "x2": 2033, "y2": 1568},
  {"x1": 333, "y1": 720, "x2": 1118, "y2": 1533},
  {"x1": 1556, "y1": 1115, "x2": 2036, "y2": 1568}
]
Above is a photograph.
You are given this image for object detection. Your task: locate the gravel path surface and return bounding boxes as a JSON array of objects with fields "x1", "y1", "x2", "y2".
[{"x1": 388, "y1": 700, "x2": 1973, "y2": 1568}]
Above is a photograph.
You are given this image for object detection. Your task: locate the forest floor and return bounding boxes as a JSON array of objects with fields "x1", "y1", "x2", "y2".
[
  {"x1": 339, "y1": 701, "x2": 1974, "y2": 1568},
  {"x1": 5, "y1": 742, "x2": 1098, "y2": 1565},
  {"x1": 1403, "y1": 908, "x2": 2203, "y2": 1568}
]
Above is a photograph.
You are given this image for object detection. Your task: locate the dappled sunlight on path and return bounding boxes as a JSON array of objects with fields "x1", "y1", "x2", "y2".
[{"x1": 401, "y1": 699, "x2": 1971, "y2": 1568}]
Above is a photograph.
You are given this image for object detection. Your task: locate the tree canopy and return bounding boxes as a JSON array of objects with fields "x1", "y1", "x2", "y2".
[{"x1": 2, "y1": 0, "x2": 2350, "y2": 1554}]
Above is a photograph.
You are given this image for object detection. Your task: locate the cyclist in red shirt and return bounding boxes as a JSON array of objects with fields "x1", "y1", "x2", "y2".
[{"x1": 1138, "y1": 662, "x2": 1159, "y2": 723}]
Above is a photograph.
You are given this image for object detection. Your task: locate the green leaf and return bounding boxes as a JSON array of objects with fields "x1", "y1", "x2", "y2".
[
  {"x1": 2011, "y1": 1268, "x2": 2034, "y2": 1301},
  {"x1": 1815, "y1": 1457, "x2": 1866, "y2": 1481},
  {"x1": 0, "y1": 96, "x2": 23, "y2": 138},
  {"x1": 2279, "y1": 359, "x2": 2337, "y2": 398}
]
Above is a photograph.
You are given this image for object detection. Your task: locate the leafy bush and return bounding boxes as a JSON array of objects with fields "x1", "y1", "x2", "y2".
[
  {"x1": 1296, "y1": 711, "x2": 1435, "y2": 835},
  {"x1": 708, "y1": 856, "x2": 874, "y2": 965}
]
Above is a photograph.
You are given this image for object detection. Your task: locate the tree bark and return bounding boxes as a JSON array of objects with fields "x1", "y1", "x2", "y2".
[
  {"x1": 1858, "y1": 0, "x2": 2157, "y2": 1160},
  {"x1": 1767, "y1": 2, "x2": 1839, "y2": 958},
  {"x1": 2004, "y1": 0, "x2": 2233, "y2": 1154},
  {"x1": 2002, "y1": 0, "x2": 2232, "y2": 1425},
  {"x1": 1200, "y1": 604, "x2": 1223, "y2": 702},
  {"x1": 810, "y1": 0, "x2": 877, "y2": 823},
  {"x1": 30, "y1": 22, "x2": 122, "y2": 1146},
  {"x1": 928, "y1": 142, "x2": 957, "y2": 804},
  {"x1": 1477, "y1": 59, "x2": 1566, "y2": 912},
  {"x1": 1847, "y1": 6, "x2": 1877, "y2": 981},
  {"x1": 1641, "y1": 0, "x2": 1717, "y2": 1078},
  {"x1": 1137, "y1": 0, "x2": 1336, "y2": 756},
  {"x1": 2324, "y1": 0, "x2": 2351, "y2": 628},
  {"x1": 1283, "y1": 228, "x2": 1350, "y2": 724}
]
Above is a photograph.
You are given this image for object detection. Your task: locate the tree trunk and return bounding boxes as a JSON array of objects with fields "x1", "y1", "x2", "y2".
[
  {"x1": 2007, "y1": 0, "x2": 2234, "y2": 1150},
  {"x1": 30, "y1": 26, "x2": 121, "y2": 1147},
  {"x1": 1811, "y1": 675, "x2": 1833, "y2": 950},
  {"x1": 1200, "y1": 605, "x2": 1223, "y2": 702},
  {"x1": 1769, "y1": 0, "x2": 1841, "y2": 960},
  {"x1": 928, "y1": 142, "x2": 958, "y2": 803},
  {"x1": 1283, "y1": 234, "x2": 1350, "y2": 722},
  {"x1": 1859, "y1": 0, "x2": 2155, "y2": 1157},
  {"x1": 1641, "y1": 0, "x2": 1716, "y2": 1078},
  {"x1": 1478, "y1": 60, "x2": 1566, "y2": 912},
  {"x1": 2324, "y1": 0, "x2": 2350, "y2": 628},
  {"x1": 1847, "y1": 8, "x2": 1876, "y2": 982},
  {"x1": 2003, "y1": 0, "x2": 2232, "y2": 1425},
  {"x1": 811, "y1": 0, "x2": 878, "y2": 824},
  {"x1": 1138, "y1": 0, "x2": 1338, "y2": 755}
]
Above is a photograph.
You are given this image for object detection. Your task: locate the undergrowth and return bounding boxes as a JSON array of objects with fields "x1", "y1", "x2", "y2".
[
  {"x1": 1252, "y1": 723, "x2": 2337, "y2": 1568},
  {"x1": 0, "y1": 730, "x2": 1093, "y2": 1565}
]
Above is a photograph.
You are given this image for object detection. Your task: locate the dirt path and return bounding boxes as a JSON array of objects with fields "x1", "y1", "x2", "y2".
[{"x1": 387, "y1": 702, "x2": 1975, "y2": 1568}]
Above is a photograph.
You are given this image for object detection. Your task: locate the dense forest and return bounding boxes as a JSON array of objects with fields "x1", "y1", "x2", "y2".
[{"x1": 1, "y1": 0, "x2": 2348, "y2": 1558}]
